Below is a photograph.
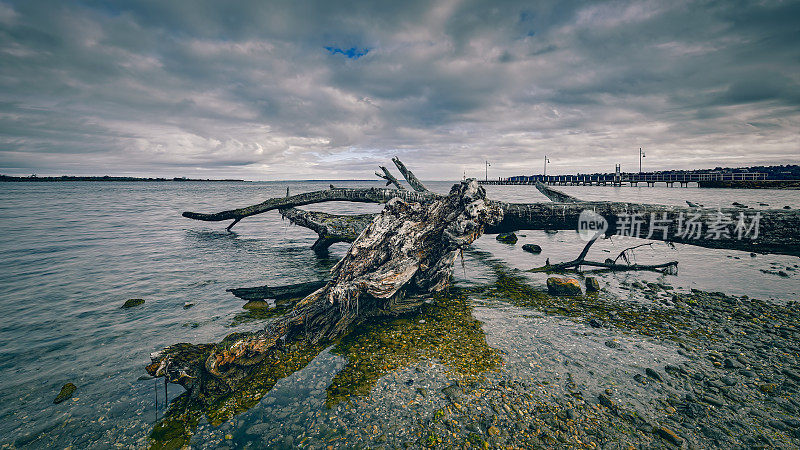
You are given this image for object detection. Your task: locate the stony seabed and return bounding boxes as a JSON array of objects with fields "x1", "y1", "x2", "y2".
[{"x1": 145, "y1": 263, "x2": 800, "y2": 449}]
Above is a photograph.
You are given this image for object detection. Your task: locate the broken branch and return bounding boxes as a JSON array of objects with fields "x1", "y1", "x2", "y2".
[
  {"x1": 392, "y1": 156, "x2": 430, "y2": 192},
  {"x1": 375, "y1": 166, "x2": 405, "y2": 190}
]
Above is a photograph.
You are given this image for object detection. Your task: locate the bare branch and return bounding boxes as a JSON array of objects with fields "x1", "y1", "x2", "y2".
[
  {"x1": 183, "y1": 187, "x2": 437, "y2": 229},
  {"x1": 392, "y1": 156, "x2": 430, "y2": 192},
  {"x1": 375, "y1": 166, "x2": 405, "y2": 190}
]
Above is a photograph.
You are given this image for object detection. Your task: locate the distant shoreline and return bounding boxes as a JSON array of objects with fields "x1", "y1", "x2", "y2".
[{"x1": 0, "y1": 175, "x2": 246, "y2": 182}]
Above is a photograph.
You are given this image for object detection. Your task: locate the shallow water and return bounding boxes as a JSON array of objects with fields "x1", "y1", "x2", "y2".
[{"x1": 0, "y1": 180, "x2": 797, "y2": 447}]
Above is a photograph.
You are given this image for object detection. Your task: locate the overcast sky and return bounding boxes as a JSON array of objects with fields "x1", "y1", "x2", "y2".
[{"x1": 1, "y1": 0, "x2": 798, "y2": 180}]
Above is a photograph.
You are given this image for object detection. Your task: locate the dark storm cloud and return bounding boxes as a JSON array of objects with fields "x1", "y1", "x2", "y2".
[{"x1": 0, "y1": 0, "x2": 797, "y2": 179}]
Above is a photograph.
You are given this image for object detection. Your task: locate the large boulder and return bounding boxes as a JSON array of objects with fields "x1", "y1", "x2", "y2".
[
  {"x1": 547, "y1": 277, "x2": 582, "y2": 296},
  {"x1": 496, "y1": 232, "x2": 518, "y2": 244}
]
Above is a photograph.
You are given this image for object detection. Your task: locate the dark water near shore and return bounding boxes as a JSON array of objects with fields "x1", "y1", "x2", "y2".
[{"x1": 0, "y1": 181, "x2": 798, "y2": 448}]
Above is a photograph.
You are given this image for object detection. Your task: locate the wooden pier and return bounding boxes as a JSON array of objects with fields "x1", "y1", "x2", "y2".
[{"x1": 479, "y1": 171, "x2": 768, "y2": 187}]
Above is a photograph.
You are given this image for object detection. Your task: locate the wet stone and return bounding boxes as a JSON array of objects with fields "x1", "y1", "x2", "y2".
[
  {"x1": 522, "y1": 243, "x2": 542, "y2": 254},
  {"x1": 53, "y1": 383, "x2": 76, "y2": 404},
  {"x1": 585, "y1": 277, "x2": 601, "y2": 292},
  {"x1": 496, "y1": 232, "x2": 518, "y2": 244},
  {"x1": 546, "y1": 277, "x2": 582, "y2": 296},
  {"x1": 656, "y1": 426, "x2": 683, "y2": 446},
  {"x1": 121, "y1": 298, "x2": 144, "y2": 309},
  {"x1": 645, "y1": 368, "x2": 663, "y2": 382}
]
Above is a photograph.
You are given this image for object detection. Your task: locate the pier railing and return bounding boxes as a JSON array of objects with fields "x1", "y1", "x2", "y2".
[{"x1": 480, "y1": 172, "x2": 768, "y2": 186}]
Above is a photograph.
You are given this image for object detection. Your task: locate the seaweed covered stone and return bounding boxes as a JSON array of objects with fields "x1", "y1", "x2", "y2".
[
  {"x1": 53, "y1": 383, "x2": 76, "y2": 404},
  {"x1": 546, "y1": 277, "x2": 582, "y2": 296},
  {"x1": 121, "y1": 298, "x2": 144, "y2": 308},
  {"x1": 496, "y1": 232, "x2": 518, "y2": 244}
]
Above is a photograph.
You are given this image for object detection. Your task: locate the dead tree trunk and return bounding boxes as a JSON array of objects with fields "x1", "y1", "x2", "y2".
[
  {"x1": 160, "y1": 161, "x2": 800, "y2": 389},
  {"x1": 488, "y1": 201, "x2": 800, "y2": 256},
  {"x1": 147, "y1": 179, "x2": 502, "y2": 396}
]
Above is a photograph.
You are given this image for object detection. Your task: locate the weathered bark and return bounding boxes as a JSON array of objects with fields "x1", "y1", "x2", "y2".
[
  {"x1": 392, "y1": 156, "x2": 430, "y2": 192},
  {"x1": 279, "y1": 207, "x2": 374, "y2": 252},
  {"x1": 148, "y1": 179, "x2": 502, "y2": 396},
  {"x1": 375, "y1": 166, "x2": 405, "y2": 190}
]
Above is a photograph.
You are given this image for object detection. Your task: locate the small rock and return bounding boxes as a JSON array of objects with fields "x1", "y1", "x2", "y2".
[
  {"x1": 769, "y1": 420, "x2": 788, "y2": 431},
  {"x1": 54, "y1": 383, "x2": 77, "y2": 404},
  {"x1": 783, "y1": 369, "x2": 800, "y2": 382},
  {"x1": 645, "y1": 368, "x2": 663, "y2": 382},
  {"x1": 784, "y1": 205, "x2": 791, "y2": 209},
  {"x1": 522, "y1": 243, "x2": 542, "y2": 253},
  {"x1": 546, "y1": 277, "x2": 582, "y2": 296},
  {"x1": 183, "y1": 302, "x2": 194, "y2": 309},
  {"x1": 633, "y1": 373, "x2": 647, "y2": 385},
  {"x1": 656, "y1": 426, "x2": 683, "y2": 445},
  {"x1": 723, "y1": 358, "x2": 743, "y2": 369},
  {"x1": 243, "y1": 300, "x2": 270, "y2": 310},
  {"x1": 585, "y1": 277, "x2": 601, "y2": 292},
  {"x1": 496, "y1": 232, "x2": 518, "y2": 244},
  {"x1": 121, "y1": 298, "x2": 145, "y2": 309},
  {"x1": 487, "y1": 425, "x2": 500, "y2": 436},
  {"x1": 759, "y1": 383, "x2": 777, "y2": 395},
  {"x1": 544, "y1": 229, "x2": 558, "y2": 234},
  {"x1": 598, "y1": 393, "x2": 615, "y2": 408},
  {"x1": 604, "y1": 340, "x2": 619, "y2": 349},
  {"x1": 702, "y1": 394, "x2": 725, "y2": 407},
  {"x1": 588, "y1": 318, "x2": 604, "y2": 328},
  {"x1": 784, "y1": 418, "x2": 800, "y2": 428}
]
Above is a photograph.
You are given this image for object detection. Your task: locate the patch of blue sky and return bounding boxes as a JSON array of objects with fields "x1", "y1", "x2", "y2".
[{"x1": 324, "y1": 46, "x2": 369, "y2": 59}]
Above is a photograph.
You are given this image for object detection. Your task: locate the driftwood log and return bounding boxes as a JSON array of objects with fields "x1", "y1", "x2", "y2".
[
  {"x1": 147, "y1": 159, "x2": 800, "y2": 444},
  {"x1": 148, "y1": 179, "x2": 502, "y2": 397}
]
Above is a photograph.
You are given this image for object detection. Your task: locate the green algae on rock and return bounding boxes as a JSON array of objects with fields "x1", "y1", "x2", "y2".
[
  {"x1": 53, "y1": 383, "x2": 76, "y2": 404},
  {"x1": 546, "y1": 276, "x2": 582, "y2": 296},
  {"x1": 121, "y1": 298, "x2": 145, "y2": 308}
]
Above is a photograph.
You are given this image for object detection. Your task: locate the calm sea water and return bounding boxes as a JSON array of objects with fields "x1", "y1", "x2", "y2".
[{"x1": 0, "y1": 180, "x2": 798, "y2": 447}]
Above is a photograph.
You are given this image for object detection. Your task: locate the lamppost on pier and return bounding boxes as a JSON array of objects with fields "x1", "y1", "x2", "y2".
[
  {"x1": 639, "y1": 148, "x2": 646, "y2": 174},
  {"x1": 543, "y1": 155, "x2": 550, "y2": 181},
  {"x1": 485, "y1": 160, "x2": 491, "y2": 182}
]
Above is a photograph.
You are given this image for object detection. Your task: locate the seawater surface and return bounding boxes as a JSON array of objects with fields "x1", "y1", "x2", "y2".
[{"x1": 0, "y1": 180, "x2": 798, "y2": 448}]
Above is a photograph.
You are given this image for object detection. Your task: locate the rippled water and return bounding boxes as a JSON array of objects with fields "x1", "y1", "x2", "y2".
[{"x1": 0, "y1": 181, "x2": 797, "y2": 447}]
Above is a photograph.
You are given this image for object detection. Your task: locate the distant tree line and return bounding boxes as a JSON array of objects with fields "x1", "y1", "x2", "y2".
[{"x1": 0, "y1": 175, "x2": 245, "y2": 182}]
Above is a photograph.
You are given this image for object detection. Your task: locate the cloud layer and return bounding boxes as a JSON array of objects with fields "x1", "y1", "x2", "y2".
[{"x1": 1, "y1": 0, "x2": 798, "y2": 179}]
